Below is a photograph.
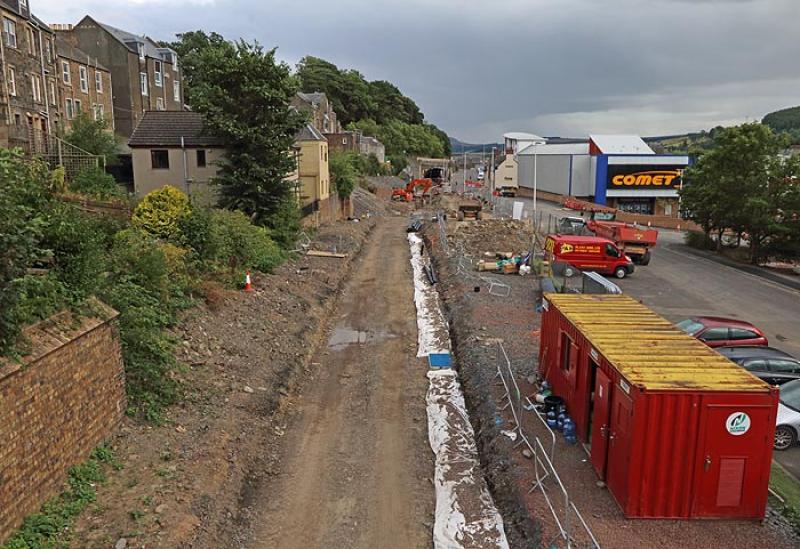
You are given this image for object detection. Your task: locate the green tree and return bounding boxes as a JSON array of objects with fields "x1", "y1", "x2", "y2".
[
  {"x1": 681, "y1": 123, "x2": 800, "y2": 262},
  {"x1": 63, "y1": 112, "x2": 119, "y2": 164},
  {"x1": 173, "y1": 31, "x2": 305, "y2": 232},
  {"x1": 329, "y1": 152, "x2": 358, "y2": 200}
]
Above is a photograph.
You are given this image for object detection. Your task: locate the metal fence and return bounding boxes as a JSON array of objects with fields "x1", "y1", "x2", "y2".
[{"x1": 494, "y1": 342, "x2": 600, "y2": 549}]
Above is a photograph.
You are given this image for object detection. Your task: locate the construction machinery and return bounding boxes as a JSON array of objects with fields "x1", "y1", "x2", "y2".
[
  {"x1": 562, "y1": 200, "x2": 658, "y2": 264},
  {"x1": 586, "y1": 212, "x2": 658, "y2": 265},
  {"x1": 391, "y1": 178, "x2": 437, "y2": 202},
  {"x1": 457, "y1": 198, "x2": 483, "y2": 220}
]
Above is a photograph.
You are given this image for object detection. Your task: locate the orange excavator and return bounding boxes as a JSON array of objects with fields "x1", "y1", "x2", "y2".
[{"x1": 391, "y1": 178, "x2": 436, "y2": 202}]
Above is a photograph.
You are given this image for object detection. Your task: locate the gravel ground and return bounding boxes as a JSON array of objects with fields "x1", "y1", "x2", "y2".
[
  {"x1": 67, "y1": 218, "x2": 377, "y2": 548},
  {"x1": 422, "y1": 216, "x2": 800, "y2": 549}
]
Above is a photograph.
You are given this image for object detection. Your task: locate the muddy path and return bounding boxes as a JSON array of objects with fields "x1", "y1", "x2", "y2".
[{"x1": 242, "y1": 217, "x2": 434, "y2": 548}]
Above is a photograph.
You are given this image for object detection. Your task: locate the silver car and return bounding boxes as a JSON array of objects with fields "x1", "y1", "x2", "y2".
[{"x1": 775, "y1": 379, "x2": 800, "y2": 450}]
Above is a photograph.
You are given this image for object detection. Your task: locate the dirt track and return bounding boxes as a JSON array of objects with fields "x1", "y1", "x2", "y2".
[{"x1": 246, "y1": 217, "x2": 433, "y2": 548}]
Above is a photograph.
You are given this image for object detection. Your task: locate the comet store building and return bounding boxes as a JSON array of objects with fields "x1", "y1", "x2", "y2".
[
  {"x1": 595, "y1": 155, "x2": 689, "y2": 216},
  {"x1": 539, "y1": 294, "x2": 778, "y2": 519}
]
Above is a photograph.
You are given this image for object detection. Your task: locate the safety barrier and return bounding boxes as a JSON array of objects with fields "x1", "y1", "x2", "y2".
[{"x1": 493, "y1": 342, "x2": 600, "y2": 549}]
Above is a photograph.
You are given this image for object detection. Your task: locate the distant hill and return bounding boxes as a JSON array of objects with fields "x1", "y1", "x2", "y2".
[
  {"x1": 450, "y1": 137, "x2": 503, "y2": 154},
  {"x1": 762, "y1": 105, "x2": 800, "y2": 143}
]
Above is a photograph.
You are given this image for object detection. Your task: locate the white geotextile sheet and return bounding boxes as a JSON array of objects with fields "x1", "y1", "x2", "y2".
[
  {"x1": 408, "y1": 233, "x2": 451, "y2": 358},
  {"x1": 426, "y1": 369, "x2": 510, "y2": 549}
]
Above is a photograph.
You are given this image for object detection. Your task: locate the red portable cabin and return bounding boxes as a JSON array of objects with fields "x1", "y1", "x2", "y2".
[{"x1": 539, "y1": 294, "x2": 778, "y2": 519}]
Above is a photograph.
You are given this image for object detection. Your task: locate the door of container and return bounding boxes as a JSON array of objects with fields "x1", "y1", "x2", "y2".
[
  {"x1": 606, "y1": 384, "x2": 633, "y2": 508},
  {"x1": 694, "y1": 404, "x2": 773, "y2": 518},
  {"x1": 590, "y1": 367, "x2": 612, "y2": 479}
]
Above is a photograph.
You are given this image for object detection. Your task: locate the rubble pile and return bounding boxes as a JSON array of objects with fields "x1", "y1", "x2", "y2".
[{"x1": 449, "y1": 219, "x2": 535, "y2": 258}]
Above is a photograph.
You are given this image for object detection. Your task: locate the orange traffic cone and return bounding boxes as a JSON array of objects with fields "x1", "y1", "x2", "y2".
[{"x1": 244, "y1": 271, "x2": 253, "y2": 292}]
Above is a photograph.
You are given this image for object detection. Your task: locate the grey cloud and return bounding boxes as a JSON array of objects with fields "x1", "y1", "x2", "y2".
[{"x1": 35, "y1": 0, "x2": 800, "y2": 142}]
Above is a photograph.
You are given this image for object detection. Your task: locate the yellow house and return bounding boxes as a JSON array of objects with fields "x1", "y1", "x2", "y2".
[{"x1": 295, "y1": 123, "x2": 334, "y2": 224}]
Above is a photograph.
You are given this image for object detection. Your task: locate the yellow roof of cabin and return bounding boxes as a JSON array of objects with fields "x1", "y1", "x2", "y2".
[{"x1": 544, "y1": 293, "x2": 770, "y2": 392}]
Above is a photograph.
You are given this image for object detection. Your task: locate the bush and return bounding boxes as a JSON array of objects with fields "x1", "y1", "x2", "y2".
[
  {"x1": 211, "y1": 209, "x2": 285, "y2": 273},
  {"x1": 132, "y1": 186, "x2": 191, "y2": 240},
  {"x1": 0, "y1": 151, "x2": 53, "y2": 353},
  {"x1": 263, "y1": 198, "x2": 300, "y2": 250},
  {"x1": 69, "y1": 167, "x2": 123, "y2": 200},
  {"x1": 684, "y1": 231, "x2": 716, "y2": 251},
  {"x1": 178, "y1": 206, "x2": 216, "y2": 261}
]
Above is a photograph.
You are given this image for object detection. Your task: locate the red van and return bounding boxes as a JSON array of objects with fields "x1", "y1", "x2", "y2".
[{"x1": 544, "y1": 234, "x2": 634, "y2": 279}]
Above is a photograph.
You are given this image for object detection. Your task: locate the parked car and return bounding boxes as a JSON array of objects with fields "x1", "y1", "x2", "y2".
[
  {"x1": 675, "y1": 317, "x2": 768, "y2": 348},
  {"x1": 716, "y1": 346, "x2": 800, "y2": 386},
  {"x1": 775, "y1": 379, "x2": 800, "y2": 450}
]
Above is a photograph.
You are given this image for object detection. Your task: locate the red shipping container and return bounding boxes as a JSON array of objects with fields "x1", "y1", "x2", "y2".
[{"x1": 539, "y1": 294, "x2": 778, "y2": 519}]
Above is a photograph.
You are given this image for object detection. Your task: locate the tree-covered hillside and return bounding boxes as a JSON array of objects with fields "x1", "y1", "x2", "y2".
[
  {"x1": 296, "y1": 56, "x2": 450, "y2": 162},
  {"x1": 762, "y1": 105, "x2": 800, "y2": 143}
]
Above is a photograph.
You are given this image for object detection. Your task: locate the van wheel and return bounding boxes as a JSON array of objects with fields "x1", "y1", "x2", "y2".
[
  {"x1": 639, "y1": 251, "x2": 651, "y2": 266},
  {"x1": 563, "y1": 266, "x2": 575, "y2": 278},
  {"x1": 775, "y1": 426, "x2": 797, "y2": 450},
  {"x1": 614, "y1": 266, "x2": 627, "y2": 279}
]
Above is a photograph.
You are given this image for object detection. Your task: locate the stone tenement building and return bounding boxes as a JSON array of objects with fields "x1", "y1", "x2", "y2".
[
  {"x1": 0, "y1": 0, "x2": 59, "y2": 150},
  {"x1": 56, "y1": 15, "x2": 184, "y2": 138},
  {"x1": 55, "y1": 37, "x2": 113, "y2": 132}
]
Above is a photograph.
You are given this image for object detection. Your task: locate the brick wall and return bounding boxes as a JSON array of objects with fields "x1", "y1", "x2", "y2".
[{"x1": 0, "y1": 302, "x2": 126, "y2": 543}]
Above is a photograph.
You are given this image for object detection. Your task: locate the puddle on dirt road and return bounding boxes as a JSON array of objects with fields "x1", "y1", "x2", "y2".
[{"x1": 327, "y1": 326, "x2": 397, "y2": 351}]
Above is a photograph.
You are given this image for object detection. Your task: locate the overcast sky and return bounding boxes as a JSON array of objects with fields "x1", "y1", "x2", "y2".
[{"x1": 34, "y1": 0, "x2": 800, "y2": 142}]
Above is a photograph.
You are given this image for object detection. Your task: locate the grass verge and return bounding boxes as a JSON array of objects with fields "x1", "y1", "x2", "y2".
[{"x1": 770, "y1": 461, "x2": 800, "y2": 535}]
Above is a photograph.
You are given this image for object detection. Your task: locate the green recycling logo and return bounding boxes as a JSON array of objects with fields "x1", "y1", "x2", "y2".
[{"x1": 726, "y1": 412, "x2": 751, "y2": 436}]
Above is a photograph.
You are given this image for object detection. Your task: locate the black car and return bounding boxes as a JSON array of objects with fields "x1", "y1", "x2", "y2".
[{"x1": 716, "y1": 346, "x2": 800, "y2": 386}]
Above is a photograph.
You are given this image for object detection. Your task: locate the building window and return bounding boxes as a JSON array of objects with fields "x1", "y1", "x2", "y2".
[
  {"x1": 93, "y1": 104, "x2": 104, "y2": 120},
  {"x1": 173, "y1": 54, "x2": 178, "y2": 72},
  {"x1": 154, "y1": 60, "x2": 162, "y2": 87},
  {"x1": 74, "y1": 99, "x2": 82, "y2": 114},
  {"x1": 79, "y1": 66, "x2": 88, "y2": 93},
  {"x1": 8, "y1": 67, "x2": 16, "y2": 96},
  {"x1": 65, "y1": 98, "x2": 74, "y2": 119},
  {"x1": 62, "y1": 61, "x2": 70, "y2": 84},
  {"x1": 137, "y1": 42, "x2": 145, "y2": 60},
  {"x1": 95, "y1": 71, "x2": 102, "y2": 92},
  {"x1": 31, "y1": 75, "x2": 41, "y2": 103},
  {"x1": 156, "y1": 97, "x2": 164, "y2": 111},
  {"x1": 19, "y1": 0, "x2": 28, "y2": 11},
  {"x1": 48, "y1": 80, "x2": 56, "y2": 105},
  {"x1": 3, "y1": 19, "x2": 17, "y2": 49},
  {"x1": 173, "y1": 80, "x2": 180, "y2": 102},
  {"x1": 45, "y1": 39, "x2": 52, "y2": 63},
  {"x1": 140, "y1": 72, "x2": 148, "y2": 96},
  {"x1": 196, "y1": 149, "x2": 206, "y2": 168},
  {"x1": 26, "y1": 27, "x2": 35, "y2": 56},
  {"x1": 151, "y1": 149, "x2": 169, "y2": 170}
]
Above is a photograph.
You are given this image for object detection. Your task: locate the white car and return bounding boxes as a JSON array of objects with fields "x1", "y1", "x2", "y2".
[{"x1": 775, "y1": 379, "x2": 800, "y2": 450}]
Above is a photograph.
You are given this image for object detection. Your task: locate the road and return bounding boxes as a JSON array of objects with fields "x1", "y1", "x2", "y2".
[
  {"x1": 485, "y1": 191, "x2": 800, "y2": 477},
  {"x1": 245, "y1": 218, "x2": 433, "y2": 548}
]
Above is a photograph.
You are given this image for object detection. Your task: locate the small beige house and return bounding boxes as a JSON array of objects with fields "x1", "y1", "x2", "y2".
[
  {"x1": 128, "y1": 111, "x2": 223, "y2": 204},
  {"x1": 295, "y1": 123, "x2": 334, "y2": 223}
]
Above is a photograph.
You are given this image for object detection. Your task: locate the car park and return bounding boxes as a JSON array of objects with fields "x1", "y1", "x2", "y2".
[
  {"x1": 675, "y1": 317, "x2": 768, "y2": 348},
  {"x1": 716, "y1": 346, "x2": 800, "y2": 386},
  {"x1": 775, "y1": 379, "x2": 800, "y2": 450}
]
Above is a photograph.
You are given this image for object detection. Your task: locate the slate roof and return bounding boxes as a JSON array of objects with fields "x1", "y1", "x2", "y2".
[
  {"x1": 89, "y1": 17, "x2": 163, "y2": 59},
  {"x1": 297, "y1": 92, "x2": 326, "y2": 107},
  {"x1": 128, "y1": 111, "x2": 223, "y2": 148},
  {"x1": 295, "y1": 122, "x2": 326, "y2": 142},
  {"x1": 55, "y1": 37, "x2": 109, "y2": 71},
  {"x1": 0, "y1": 1, "x2": 52, "y2": 31}
]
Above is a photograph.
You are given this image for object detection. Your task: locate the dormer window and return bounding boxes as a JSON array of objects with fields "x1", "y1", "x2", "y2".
[{"x1": 137, "y1": 42, "x2": 145, "y2": 60}]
